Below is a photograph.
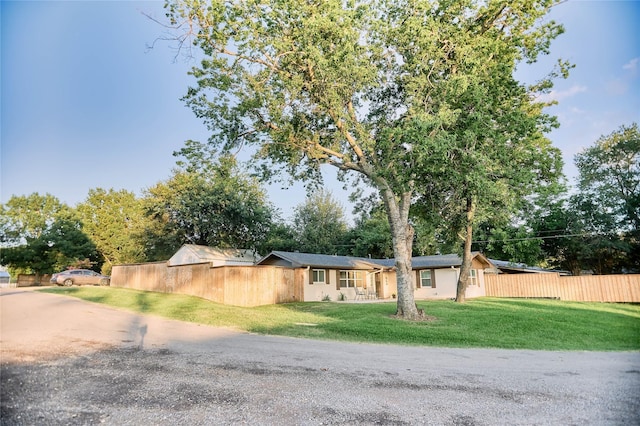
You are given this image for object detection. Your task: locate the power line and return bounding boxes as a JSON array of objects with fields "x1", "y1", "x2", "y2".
[{"x1": 472, "y1": 232, "x2": 619, "y2": 244}]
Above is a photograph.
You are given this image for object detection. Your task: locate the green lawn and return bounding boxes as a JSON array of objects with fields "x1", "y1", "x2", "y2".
[{"x1": 40, "y1": 287, "x2": 640, "y2": 351}]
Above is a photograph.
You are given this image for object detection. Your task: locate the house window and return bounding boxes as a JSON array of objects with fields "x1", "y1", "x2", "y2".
[
  {"x1": 469, "y1": 269, "x2": 477, "y2": 286},
  {"x1": 419, "y1": 270, "x2": 433, "y2": 287},
  {"x1": 312, "y1": 269, "x2": 326, "y2": 284},
  {"x1": 339, "y1": 270, "x2": 363, "y2": 288}
]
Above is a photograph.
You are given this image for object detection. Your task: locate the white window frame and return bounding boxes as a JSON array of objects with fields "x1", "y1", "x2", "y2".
[
  {"x1": 419, "y1": 270, "x2": 433, "y2": 287},
  {"x1": 312, "y1": 269, "x2": 326, "y2": 284},
  {"x1": 339, "y1": 270, "x2": 363, "y2": 288},
  {"x1": 469, "y1": 269, "x2": 478, "y2": 286}
]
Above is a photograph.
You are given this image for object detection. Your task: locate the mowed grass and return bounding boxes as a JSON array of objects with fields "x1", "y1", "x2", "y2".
[{"x1": 40, "y1": 287, "x2": 640, "y2": 351}]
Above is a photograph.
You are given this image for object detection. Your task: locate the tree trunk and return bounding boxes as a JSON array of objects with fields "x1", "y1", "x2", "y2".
[
  {"x1": 381, "y1": 188, "x2": 424, "y2": 320},
  {"x1": 456, "y1": 197, "x2": 475, "y2": 303}
]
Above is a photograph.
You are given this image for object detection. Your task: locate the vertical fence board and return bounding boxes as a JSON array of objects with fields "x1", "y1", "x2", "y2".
[
  {"x1": 484, "y1": 273, "x2": 640, "y2": 302},
  {"x1": 113, "y1": 264, "x2": 640, "y2": 305},
  {"x1": 16, "y1": 274, "x2": 52, "y2": 286},
  {"x1": 112, "y1": 263, "x2": 302, "y2": 307}
]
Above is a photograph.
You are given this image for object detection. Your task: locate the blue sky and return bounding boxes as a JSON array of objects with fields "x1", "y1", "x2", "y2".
[{"x1": 2, "y1": 0, "x2": 639, "y2": 221}]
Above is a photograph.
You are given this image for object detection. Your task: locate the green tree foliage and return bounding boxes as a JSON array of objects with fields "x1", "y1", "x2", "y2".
[
  {"x1": 436, "y1": 134, "x2": 563, "y2": 302},
  {"x1": 77, "y1": 188, "x2": 148, "y2": 274},
  {"x1": 471, "y1": 179, "x2": 569, "y2": 268},
  {"x1": 522, "y1": 193, "x2": 626, "y2": 275},
  {"x1": 346, "y1": 207, "x2": 393, "y2": 259},
  {"x1": 0, "y1": 193, "x2": 99, "y2": 278},
  {"x1": 346, "y1": 204, "x2": 440, "y2": 258},
  {"x1": 575, "y1": 123, "x2": 640, "y2": 272},
  {"x1": 530, "y1": 196, "x2": 590, "y2": 275},
  {"x1": 575, "y1": 123, "x2": 640, "y2": 232},
  {"x1": 163, "y1": 0, "x2": 565, "y2": 318},
  {"x1": 292, "y1": 190, "x2": 348, "y2": 255},
  {"x1": 138, "y1": 207, "x2": 184, "y2": 262},
  {"x1": 403, "y1": 7, "x2": 566, "y2": 300},
  {"x1": 569, "y1": 195, "x2": 627, "y2": 274},
  {"x1": 144, "y1": 153, "x2": 274, "y2": 253},
  {"x1": 473, "y1": 177, "x2": 630, "y2": 276},
  {"x1": 473, "y1": 222, "x2": 544, "y2": 267},
  {"x1": 0, "y1": 192, "x2": 65, "y2": 246},
  {"x1": 256, "y1": 221, "x2": 300, "y2": 255}
]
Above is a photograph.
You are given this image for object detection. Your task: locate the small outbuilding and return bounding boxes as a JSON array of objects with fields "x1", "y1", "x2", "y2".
[
  {"x1": 490, "y1": 259, "x2": 569, "y2": 275},
  {"x1": 0, "y1": 270, "x2": 11, "y2": 287},
  {"x1": 168, "y1": 244, "x2": 260, "y2": 267}
]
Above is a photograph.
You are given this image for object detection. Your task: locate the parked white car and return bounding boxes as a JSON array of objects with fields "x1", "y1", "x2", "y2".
[{"x1": 51, "y1": 269, "x2": 110, "y2": 287}]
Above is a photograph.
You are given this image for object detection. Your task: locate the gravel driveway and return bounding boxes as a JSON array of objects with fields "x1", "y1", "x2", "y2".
[{"x1": 1, "y1": 288, "x2": 639, "y2": 425}]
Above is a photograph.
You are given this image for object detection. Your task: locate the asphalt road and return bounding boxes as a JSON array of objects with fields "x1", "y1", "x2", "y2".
[{"x1": 1, "y1": 287, "x2": 639, "y2": 425}]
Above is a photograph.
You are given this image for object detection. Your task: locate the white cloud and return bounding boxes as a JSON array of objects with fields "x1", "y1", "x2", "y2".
[
  {"x1": 622, "y1": 57, "x2": 639, "y2": 72},
  {"x1": 535, "y1": 85, "x2": 587, "y2": 104},
  {"x1": 604, "y1": 58, "x2": 640, "y2": 96},
  {"x1": 606, "y1": 78, "x2": 628, "y2": 96}
]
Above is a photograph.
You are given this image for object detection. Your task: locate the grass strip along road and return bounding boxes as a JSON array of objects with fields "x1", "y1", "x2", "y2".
[{"x1": 41, "y1": 287, "x2": 640, "y2": 351}]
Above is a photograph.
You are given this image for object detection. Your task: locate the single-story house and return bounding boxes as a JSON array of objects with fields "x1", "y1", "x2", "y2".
[
  {"x1": 406, "y1": 252, "x2": 494, "y2": 300},
  {"x1": 258, "y1": 251, "x2": 386, "y2": 301},
  {"x1": 168, "y1": 244, "x2": 260, "y2": 267},
  {"x1": 257, "y1": 251, "x2": 495, "y2": 301}
]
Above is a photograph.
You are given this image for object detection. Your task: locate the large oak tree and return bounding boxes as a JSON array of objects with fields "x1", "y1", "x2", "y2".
[{"x1": 162, "y1": 0, "x2": 565, "y2": 319}]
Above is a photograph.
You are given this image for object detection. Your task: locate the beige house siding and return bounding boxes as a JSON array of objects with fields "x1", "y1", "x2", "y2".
[
  {"x1": 302, "y1": 268, "x2": 383, "y2": 301},
  {"x1": 464, "y1": 268, "x2": 487, "y2": 299},
  {"x1": 304, "y1": 268, "x2": 335, "y2": 301},
  {"x1": 415, "y1": 268, "x2": 458, "y2": 299},
  {"x1": 384, "y1": 267, "x2": 487, "y2": 300}
]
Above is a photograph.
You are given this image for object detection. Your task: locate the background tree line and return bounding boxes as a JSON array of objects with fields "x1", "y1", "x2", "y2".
[
  {"x1": 3, "y1": 0, "x2": 639, "y2": 317},
  {"x1": 1, "y1": 122, "x2": 637, "y2": 279},
  {"x1": 474, "y1": 123, "x2": 639, "y2": 275},
  {"x1": 1, "y1": 1, "x2": 575, "y2": 319}
]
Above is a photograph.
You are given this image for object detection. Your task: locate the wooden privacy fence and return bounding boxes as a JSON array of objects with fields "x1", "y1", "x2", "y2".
[
  {"x1": 111, "y1": 262, "x2": 304, "y2": 307},
  {"x1": 17, "y1": 274, "x2": 52, "y2": 287},
  {"x1": 484, "y1": 273, "x2": 640, "y2": 302}
]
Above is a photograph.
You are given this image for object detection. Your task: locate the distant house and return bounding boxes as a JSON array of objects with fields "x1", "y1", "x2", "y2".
[
  {"x1": 490, "y1": 259, "x2": 569, "y2": 275},
  {"x1": 258, "y1": 251, "x2": 496, "y2": 301},
  {"x1": 0, "y1": 270, "x2": 11, "y2": 286},
  {"x1": 168, "y1": 244, "x2": 260, "y2": 267}
]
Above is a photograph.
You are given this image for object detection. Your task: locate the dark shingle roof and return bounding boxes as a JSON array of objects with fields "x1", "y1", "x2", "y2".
[
  {"x1": 381, "y1": 253, "x2": 490, "y2": 269},
  {"x1": 489, "y1": 259, "x2": 564, "y2": 274},
  {"x1": 258, "y1": 251, "x2": 386, "y2": 269},
  {"x1": 411, "y1": 253, "x2": 464, "y2": 269},
  {"x1": 258, "y1": 251, "x2": 492, "y2": 270}
]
